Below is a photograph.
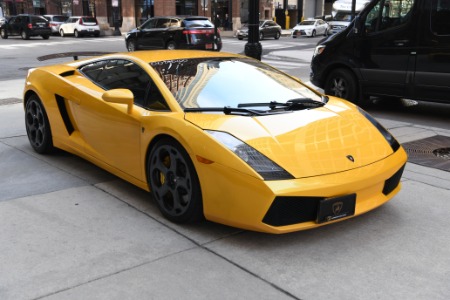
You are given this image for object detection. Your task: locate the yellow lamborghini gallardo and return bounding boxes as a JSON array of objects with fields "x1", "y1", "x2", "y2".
[{"x1": 23, "y1": 50, "x2": 407, "y2": 233}]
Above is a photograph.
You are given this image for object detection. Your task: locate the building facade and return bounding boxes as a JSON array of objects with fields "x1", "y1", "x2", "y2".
[{"x1": 0, "y1": 0, "x2": 334, "y2": 34}]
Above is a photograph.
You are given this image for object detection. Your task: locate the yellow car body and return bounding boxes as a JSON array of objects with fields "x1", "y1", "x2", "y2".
[{"x1": 23, "y1": 50, "x2": 407, "y2": 233}]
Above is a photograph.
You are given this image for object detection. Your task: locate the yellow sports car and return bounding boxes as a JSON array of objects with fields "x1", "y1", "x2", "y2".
[{"x1": 24, "y1": 50, "x2": 407, "y2": 234}]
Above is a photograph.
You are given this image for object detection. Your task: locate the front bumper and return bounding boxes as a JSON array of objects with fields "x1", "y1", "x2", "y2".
[{"x1": 198, "y1": 147, "x2": 408, "y2": 234}]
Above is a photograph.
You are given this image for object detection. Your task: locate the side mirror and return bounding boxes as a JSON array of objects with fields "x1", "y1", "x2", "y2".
[
  {"x1": 102, "y1": 89, "x2": 134, "y2": 114},
  {"x1": 353, "y1": 16, "x2": 363, "y2": 35}
]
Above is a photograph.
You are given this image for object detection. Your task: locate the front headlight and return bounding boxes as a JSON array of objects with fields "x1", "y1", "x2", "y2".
[
  {"x1": 358, "y1": 107, "x2": 400, "y2": 152},
  {"x1": 206, "y1": 130, "x2": 294, "y2": 180},
  {"x1": 313, "y1": 45, "x2": 326, "y2": 57}
]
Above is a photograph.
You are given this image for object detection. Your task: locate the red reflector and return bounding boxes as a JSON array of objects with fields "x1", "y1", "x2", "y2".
[
  {"x1": 28, "y1": 23, "x2": 33, "y2": 29},
  {"x1": 183, "y1": 29, "x2": 215, "y2": 34}
]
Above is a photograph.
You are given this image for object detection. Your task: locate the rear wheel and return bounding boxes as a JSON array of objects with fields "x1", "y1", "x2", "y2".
[
  {"x1": 166, "y1": 40, "x2": 176, "y2": 50},
  {"x1": 324, "y1": 68, "x2": 359, "y2": 103},
  {"x1": 21, "y1": 30, "x2": 30, "y2": 40},
  {"x1": 148, "y1": 138, "x2": 203, "y2": 223},
  {"x1": 0, "y1": 29, "x2": 8, "y2": 39},
  {"x1": 25, "y1": 95, "x2": 54, "y2": 154},
  {"x1": 274, "y1": 31, "x2": 281, "y2": 39},
  {"x1": 74, "y1": 30, "x2": 81, "y2": 38},
  {"x1": 60, "y1": 30, "x2": 65, "y2": 37},
  {"x1": 259, "y1": 32, "x2": 264, "y2": 40},
  {"x1": 42, "y1": 35, "x2": 50, "y2": 40}
]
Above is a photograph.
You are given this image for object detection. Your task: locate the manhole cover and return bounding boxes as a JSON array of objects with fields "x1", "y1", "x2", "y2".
[
  {"x1": 402, "y1": 135, "x2": 450, "y2": 172},
  {"x1": 0, "y1": 98, "x2": 22, "y2": 106}
]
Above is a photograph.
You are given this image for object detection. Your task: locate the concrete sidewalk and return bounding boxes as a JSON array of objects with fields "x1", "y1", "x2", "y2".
[{"x1": 1, "y1": 75, "x2": 449, "y2": 299}]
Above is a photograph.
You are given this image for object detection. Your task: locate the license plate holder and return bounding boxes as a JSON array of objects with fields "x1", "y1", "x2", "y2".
[{"x1": 316, "y1": 194, "x2": 356, "y2": 224}]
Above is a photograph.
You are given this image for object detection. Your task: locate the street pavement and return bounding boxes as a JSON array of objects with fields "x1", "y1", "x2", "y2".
[{"x1": 0, "y1": 51, "x2": 449, "y2": 300}]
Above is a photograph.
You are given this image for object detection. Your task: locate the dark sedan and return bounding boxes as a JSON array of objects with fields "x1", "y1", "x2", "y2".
[
  {"x1": 236, "y1": 20, "x2": 282, "y2": 40},
  {"x1": 125, "y1": 16, "x2": 222, "y2": 51}
]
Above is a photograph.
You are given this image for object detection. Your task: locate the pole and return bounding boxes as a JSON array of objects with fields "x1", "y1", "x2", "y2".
[
  {"x1": 244, "y1": 0, "x2": 262, "y2": 60},
  {"x1": 351, "y1": 0, "x2": 356, "y2": 20}
]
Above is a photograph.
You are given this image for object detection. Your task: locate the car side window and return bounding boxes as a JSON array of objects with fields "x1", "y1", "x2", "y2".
[
  {"x1": 431, "y1": 0, "x2": 450, "y2": 35},
  {"x1": 156, "y1": 18, "x2": 170, "y2": 28},
  {"x1": 365, "y1": 0, "x2": 414, "y2": 33},
  {"x1": 80, "y1": 59, "x2": 169, "y2": 110},
  {"x1": 142, "y1": 19, "x2": 157, "y2": 30}
]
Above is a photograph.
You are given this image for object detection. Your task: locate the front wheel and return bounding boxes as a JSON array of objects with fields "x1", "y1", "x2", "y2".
[
  {"x1": 311, "y1": 30, "x2": 316, "y2": 37},
  {"x1": 147, "y1": 138, "x2": 203, "y2": 223},
  {"x1": 60, "y1": 30, "x2": 65, "y2": 37},
  {"x1": 324, "y1": 68, "x2": 359, "y2": 103},
  {"x1": 127, "y1": 39, "x2": 138, "y2": 51},
  {"x1": 259, "y1": 32, "x2": 264, "y2": 40},
  {"x1": 42, "y1": 35, "x2": 50, "y2": 40},
  {"x1": 25, "y1": 95, "x2": 54, "y2": 154},
  {"x1": 0, "y1": 29, "x2": 8, "y2": 39}
]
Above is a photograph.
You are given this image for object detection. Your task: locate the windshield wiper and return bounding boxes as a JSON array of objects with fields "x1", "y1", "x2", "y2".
[
  {"x1": 184, "y1": 107, "x2": 268, "y2": 116},
  {"x1": 238, "y1": 97, "x2": 327, "y2": 110}
]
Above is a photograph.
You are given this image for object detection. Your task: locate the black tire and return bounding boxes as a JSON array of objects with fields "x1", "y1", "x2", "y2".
[
  {"x1": 238, "y1": 37, "x2": 243, "y2": 40},
  {"x1": 74, "y1": 30, "x2": 80, "y2": 38},
  {"x1": 25, "y1": 95, "x2": 54, "y2": 154},
  {"x1": 60, "y1": 30, "x2": 65, "y2": 37},
  {"x1": 259, "y1": 32, "x2": 264, "y2": 40},
  {"x1": 42, "y1": 35, "x2": 50, "y2": 40},
  {"x1": 127, "y1": 39, "x2": 138, "y2": 52},
  {"x1": 274, "y1": 31, "x2": 281, "y2": 40},
  {"x1": 324, "y1": 29, "x2": 328, "y2": 36},
  {"x1": 324, "y1": 68, "x2": 359, "y2": 103},
  {"x1": 21, "y1": 30, "x2": 30, "y2": 40},
  {"x1": 147, "y1": 138, "x2": 203, "y2": 223},
  {"x1": 311, "y1": 30, "x2": 316, "y2": 37},
  {"x1": 0, "y1": 29, "x2": 8, "y2": 39},
  {"x1": 166, "y1": 40, "x2": 176, "y2": 50},
  {"x1": 94, "y1": 32, "x2": 100, "y2": 37}
]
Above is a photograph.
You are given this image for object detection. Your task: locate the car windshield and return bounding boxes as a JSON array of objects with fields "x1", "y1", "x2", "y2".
[
  {"x1": 150, "y1": 57, "x2": 322, "y2": 109},
  {"x1": 81, "y1": 17, "x2": 97, "y2": 24},
  {"x1": 299, "y1": 21, "x2": 315, "y2": 25},
  {"x1": 52, "y1": 16, "x2": 68, "y2": 22}
]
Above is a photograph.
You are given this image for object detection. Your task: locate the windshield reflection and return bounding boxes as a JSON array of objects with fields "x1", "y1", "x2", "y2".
[{"x1": 150, "y1": 57, "x2": 321, "y2": 109}]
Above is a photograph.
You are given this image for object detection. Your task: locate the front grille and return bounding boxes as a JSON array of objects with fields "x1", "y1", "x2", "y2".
[
  {"x1": 382, "y1": 164, "x2": 405, "y2": 195},
  {"x1": 263, "y1": 196, "x2": 322, "y2": 226}
]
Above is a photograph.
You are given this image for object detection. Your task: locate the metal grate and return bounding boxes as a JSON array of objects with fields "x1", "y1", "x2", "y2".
[{"x1": 402, "y1": 135, "x2": 450, "y2": 172}]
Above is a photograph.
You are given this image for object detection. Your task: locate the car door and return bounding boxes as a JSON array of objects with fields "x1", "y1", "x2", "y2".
[
  {"x1": 72, "y1": 59, "x2": 149, "y2": 179},
  {"x1": 138, "y1": 18, "x2": 168, "y2": 49},
  {"x1": 358, "y1": 0, "x2": 417, "y2": 97},
  {"x1": 317, "y1": 20, "x2": 327, "y2": 35},
  {"x1": 64, "y1": 17, "x2": 77, "y2": 34},
  {"x1": 10, "y1": 16, "x2": 21, "y2": 35},
  {"x1": 411, "y1": 0, "x2": 450, "y2": 103}
]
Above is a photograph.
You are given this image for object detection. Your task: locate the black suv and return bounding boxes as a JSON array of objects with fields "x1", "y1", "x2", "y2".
[
  {"x1": 0, "y1": 14, "x2": 52, "y2": 40},
  {"x1": 125, "y1": 16, "x2": 222, "y2": 51}
]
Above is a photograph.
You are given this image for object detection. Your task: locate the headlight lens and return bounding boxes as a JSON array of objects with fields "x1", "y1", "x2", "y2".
[
  {"x1": 206, "y1": 130, "x2": 294, "y2": 180},
  {"x1": 313, "y1": 45, "x2": 326, "y2": 57},
  {"x1": 358, "y1": 107, "x2": 400, "y2": 152}
]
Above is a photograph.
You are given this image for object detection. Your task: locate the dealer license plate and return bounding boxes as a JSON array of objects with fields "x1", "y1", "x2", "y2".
[{"x1": 316, "y1": 194, "x2": 356, "y2": 224}]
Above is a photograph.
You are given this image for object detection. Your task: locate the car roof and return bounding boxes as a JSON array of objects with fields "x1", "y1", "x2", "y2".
[{"x1": 67, "y1": 50, "x2": 245, "y2": 68}]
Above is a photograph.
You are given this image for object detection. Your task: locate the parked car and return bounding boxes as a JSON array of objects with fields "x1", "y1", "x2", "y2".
[
  {"x1": 125, "y1": 16, "x2": 221, "y2": 51},
  {"x1": 236, "y1": 20, "x2": 282, "y2": 40},
  {"x1": 0, "y1": 14, "x2": 51, "y2": 40},
  {"x1": 43, "y1": 15, "x2": 69, "y2": 35},
  {"x1": 292, "y1": 19, "x2": 329, "y2": 37},
  {"x1": 23, "y1": 50, "x2": 406, "y2": 233},
  {"x1": 310, "y1": 0, "x2": 450, "y2": 106},
  {"x1": 59, "y1": 16, "x2": 100, "y2": 37}
]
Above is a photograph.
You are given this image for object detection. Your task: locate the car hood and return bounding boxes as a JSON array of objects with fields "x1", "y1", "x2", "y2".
[
  {"x1": 185, "y1": 100, "x2": 395, "y2": 178},
  {"x1": 328, "y1": 21, "x2": 350, "y2": 26}
]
